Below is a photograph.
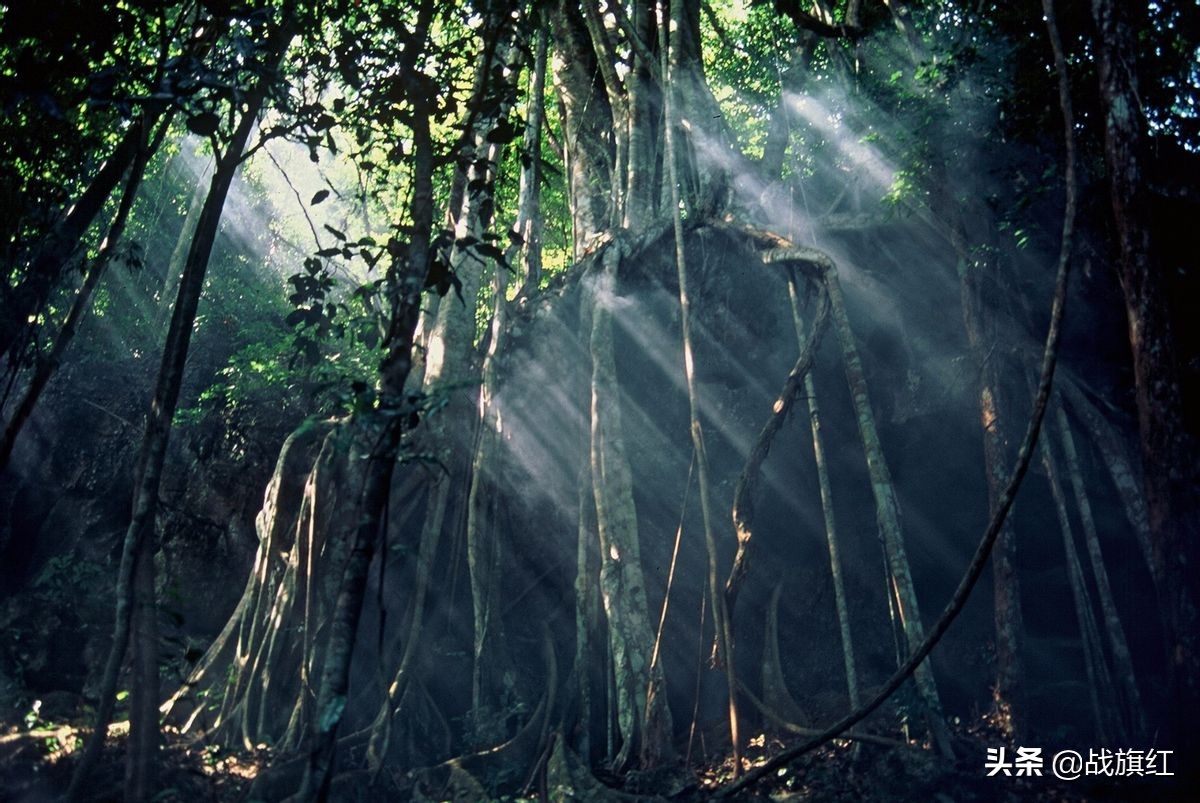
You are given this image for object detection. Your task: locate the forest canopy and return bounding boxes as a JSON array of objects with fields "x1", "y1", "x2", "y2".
[{"x1": 0, "y1": 0, "x2": 1197, "y2": 800}]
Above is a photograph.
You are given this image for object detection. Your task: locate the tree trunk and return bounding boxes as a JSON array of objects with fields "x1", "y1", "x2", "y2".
[
  {"x1": 65, "y1": 14, "x2": 295, "y2": 798},
  {"x1": 945, "y1": 196, "x2": 1028, "y2": 741},
  {"x1": 1054, "y1": 403, "x2": 1146, "y2": 739},
  {"x1": 516, "y1": 21, "x2": 547, "y2": 294},
  {"x1": 788, "y1": 271, "x2": 859, "y2": 710},
  {"x1": 294, "y1": 424, "x2": 404, "y2": 802},
  {"x1": 1040, "y1": 435, "x2": 1125, "y2": 744},
  {"x1": 823, "y1": 265, "x2": 953, "y2": 758},
  {"x1": 126, "y1": 531, "x2": 160, "y2": 799},
  {"x1": 570, "y1": 454, "x2": 602, "y2": 761},
  {"x1": 980, "y1": 380, "x2": 1026, "y2": 740},
  {"x1": 1091, "y1": 0, "x2": 1200, "y2": 774},
  {"x1": 430, "y1": 18, "x2": 527, "y2": 745},
  {"x1": 661, "y1": 2, "x2": 739, "y2": 765},
  {"x1": 586, "y1": 242, "x2": 672, "y2": 769},
  {"x1": 462, "y1": 23, "x2": 552, "y2": 724},
  {"x1": 549, "y1": 0, "x2": 613, "y2": 253},
  {"x1": 1058, "y1": 381, "x2": 1157, "y2": 588},
  {"x1": 465, "y1": 248, "x2": 513, "y2": 737},
  {"x1": 295, "y1": 65, "x2": 439, "y2": 800},
  {"x1": 623, "y1": 0, "x2": 659, "y2": 227}
]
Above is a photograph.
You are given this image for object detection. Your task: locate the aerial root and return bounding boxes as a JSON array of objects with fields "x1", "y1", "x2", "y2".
[
  {"x1": 759, "y1": 584, "x2": 809, "y2": 727},
  {"x1": 715, "y1": 96, "x2": 1074, "y2": 790},
  {"x1": 545, "y1": 735, "x2": 666, "y2": 802}
]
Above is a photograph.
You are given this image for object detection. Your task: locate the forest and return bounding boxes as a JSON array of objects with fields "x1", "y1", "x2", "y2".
[{"x1": 0, "y1": 0, "x2": 1196, "y2": 800}]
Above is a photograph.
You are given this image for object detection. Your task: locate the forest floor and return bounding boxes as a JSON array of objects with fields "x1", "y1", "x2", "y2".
[{"x1": 0, "y1": 714, "x2": 1175, "y2": 802}]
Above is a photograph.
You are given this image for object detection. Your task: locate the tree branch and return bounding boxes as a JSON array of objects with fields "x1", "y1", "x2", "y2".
[{"x1": 772, "y1": 0, "x2": 865, "y2": 39}]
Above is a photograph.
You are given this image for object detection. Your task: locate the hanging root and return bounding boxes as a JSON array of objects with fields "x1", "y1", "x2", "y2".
[
  {"x1": 544, "y1": 733, "x2": 663, "y2": 802},
  {"x1": 737, "y1": 682, "x2": 906, "y2": 750},
  {"x1": 715, "y1": 36, "x2": 1077, "y2": 783},
  {"x1": 366, "y1": 474, "x2": 451, "y2": 776},
  {"x1": 1058, "y1": 379, "x2": 1158, "y2": 586},
  {"x1": 725, "y1": 285, "x2": 830, "y2": 631},
  {"x1": 249, "y1": 729, "x2": 372, "y2": 802},
  {"x1": 759, "y1": 585, "x2": 809, "y2": 727},
  {"x1": 406, "y1": 625, "x2": 557, "y2": 798},
  {"x1": 161, "y1": 421, "x2": 333, "y2": 735}
]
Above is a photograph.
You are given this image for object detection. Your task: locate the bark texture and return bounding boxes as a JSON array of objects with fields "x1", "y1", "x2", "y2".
[
  {"x1": 585, "y1": 242, "x2": 672, "y2": 769},
  {"x1": 1091, "y1": 0, "x2": 1200, "y2": 774}
]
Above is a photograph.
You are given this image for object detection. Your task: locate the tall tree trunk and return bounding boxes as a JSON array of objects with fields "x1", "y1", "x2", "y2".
[
  {"x1": 549, "y1": 0, "x2": 613, "y2": 252},
  {"x1": 465, "y1": 253, "x2": 512, "y2": 735},
  {"x1": 1091, "y1": 0, "x2": 1200, "y2": 777},
  {"x1": 65, "y1": 14, "x2": 295, "y2": 799},
  {"x1": 546, "y1": 13, "x2": 678, "y2": 766},
  {"x1": 788, "y1": 270, "x2": 859, "y2": 710},
  {"x1": 295, "y1": 87, "x2": 436, "y2": 803},
  {"x1": 570, "y1": 453, "x2": 602, "y2": 761},
  {"x1": 1058, "y1": 381, "x2": 1157, "y2": 588},
  {"x1": 586, "y1": 242, "x2": 672, "y2": 769},
  {"x1": 1054, "y1": 403, "x2": 1146, "y2": 739},
  {"x1": 516, "y1": 21, "x2": 547, "y2": 294},
  {"x1": 969, "y1": 324, "x2": 1026, "y2": 739},
  {"x1": 942, "y1": 187, "x2": 1028, "y2": 741},
  {"x1": 463, "y1": 26, "x2": 551, "y2": 722},
  {"x1": 980, "y1": 381, "x2": 1026, "y2": 740},
  {"x1": 623, "y1": 0, "x2": 659, "y2": 226},
  {"x1": 661, "y1": 0, "x2": 739, "y2": 769},
  {"x1": 434, "y1": 18, "x2": 526, "y2": 744},
  {"x1": 127, "y1": 528, "x2": 159, "y2": 798},
  {"x1": 1040, "y1": 435, "x2": 1125, "y2": 744},
  {"x1": 823, "y1": 265, "x2": 953, "y2": 758}
]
